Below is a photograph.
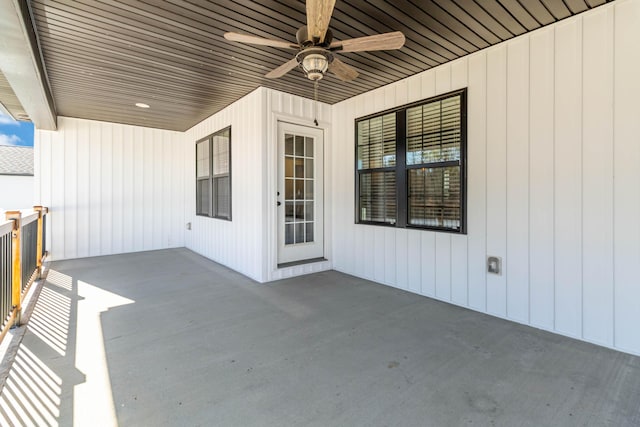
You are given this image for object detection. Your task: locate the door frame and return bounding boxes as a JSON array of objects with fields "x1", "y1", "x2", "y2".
[
  {"x1": 265, "y1": 111, "x2": 332, "y2": 281},
  {"x1": 276, "y1": 121, "x2": 324, "y2": 265}
]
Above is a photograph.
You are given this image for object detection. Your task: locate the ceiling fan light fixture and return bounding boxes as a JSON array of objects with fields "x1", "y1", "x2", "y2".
[{"x1": 301, "y1": 53, "x2": 329, "y2": 81}]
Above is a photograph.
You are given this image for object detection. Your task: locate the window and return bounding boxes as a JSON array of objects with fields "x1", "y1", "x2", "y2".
[
  {"x1": 356, "y1": 89, "x2": 466, "y2": 233},
  {"x1": 196, "y1": 127, "x2": 231, "y2": 220}
]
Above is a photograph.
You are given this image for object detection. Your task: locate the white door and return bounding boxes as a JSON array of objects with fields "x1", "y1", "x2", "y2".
[{"x1": 277, "y1": 122, "x2": 324, "y2": 265}]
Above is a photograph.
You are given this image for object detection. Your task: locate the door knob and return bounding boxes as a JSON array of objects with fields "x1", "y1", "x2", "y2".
[{"x1": 277, "y1": 201, "x2": 281, "y2": 206}]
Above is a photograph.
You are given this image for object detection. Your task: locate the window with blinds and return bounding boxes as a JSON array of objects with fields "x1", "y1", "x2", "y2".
[
  {"x1": 355, "y1": 89, "x2": 466, "y2": 233},
  {"x1": 196, "y1": 127, "x2": 232, "y2": 220},
  {"x1": 357, "y1": 113, "x2": 396, "y2": 224}
]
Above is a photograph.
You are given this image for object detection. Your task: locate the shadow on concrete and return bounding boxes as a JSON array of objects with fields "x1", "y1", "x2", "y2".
[{"x1": 0, "y1": 263, "x2": 133, "y2": 426}]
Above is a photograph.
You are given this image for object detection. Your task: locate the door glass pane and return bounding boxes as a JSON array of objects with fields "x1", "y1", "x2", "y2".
[
  {"x1": 295, "y1": 223, "x2": 304, "y2": 244},
  {"x1": 285, "y1": 156, "x2": 294, "y2": 178},
  {"x1": 305, "y1": 202, "x2": 314, "y2": 221},
  {"x1": 305, "y1": 137, "x2": 313, "y2": 157},
  {"x1": 285, "y1": 134, "x2": 294, "y2": 155},
  {"x1": 305, "y1": 181, "x2": 314, "y2": 200},
  {"x1": 294, "y1": 158, "x2": 304, "y2": 178},
  {"x1": 285, "y1": 179, "x2": 294, "y2": 200},
  {"x1": 285, "y1": 224, "x2": 294, "y2": 244},
  {"x1": 295, "y1": 136, "x2": 304, "y2": 156},
  {"x1": 295, "y1": 202, "x2": 304, "y2": 220},
  {"x1": 305, "y1": 223, "x2": 314, "y2": 243},
  {"x1": 305, "y1": 159, "x2": 313, "y2": 178},
  {"x1": 285, "y1": 202, "x2": 294, "y2": 222},
  {"x1": 295, "y1": 180, "x2": 304, "y2": 199}
]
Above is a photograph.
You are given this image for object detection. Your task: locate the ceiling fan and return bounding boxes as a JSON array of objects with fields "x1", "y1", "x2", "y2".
[{"x1": 223, "y1": 0, "x2": 406, "y2": 82}]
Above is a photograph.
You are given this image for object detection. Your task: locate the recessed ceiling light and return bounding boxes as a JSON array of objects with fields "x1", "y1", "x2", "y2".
[{"x1": 135, "y1": 103, "x2": 150, "y2": 108}]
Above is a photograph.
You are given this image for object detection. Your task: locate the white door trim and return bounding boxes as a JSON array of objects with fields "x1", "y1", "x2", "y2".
[{"x1": 264, "y1": 105, "x2": 333, "y2": 282}]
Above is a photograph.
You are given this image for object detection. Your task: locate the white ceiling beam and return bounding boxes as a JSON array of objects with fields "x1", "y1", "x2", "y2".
[{"x1": 0, "y1": 0, "x2": 56, "y2": 130}]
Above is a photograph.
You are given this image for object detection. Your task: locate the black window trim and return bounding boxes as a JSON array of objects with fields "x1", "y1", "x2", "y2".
[
  {"x1": 354, "y1": 88, "x2": 467, "y2": 234},
  {"x1": 196, "y1": 126, "x2": 232, "y2": 221}
]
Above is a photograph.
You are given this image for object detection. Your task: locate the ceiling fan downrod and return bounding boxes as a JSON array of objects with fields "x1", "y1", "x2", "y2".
[{"x1": 313, "y1": 80, "x2": 319, "y2": 126}]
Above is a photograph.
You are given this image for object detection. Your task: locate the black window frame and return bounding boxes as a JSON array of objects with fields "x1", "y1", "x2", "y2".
[
  {"x1": 355, "y1": 89, "x2": 467, "y2": 234},
  {"x1": 196, "y1": 126, "x2": 232, "y2": 221}
]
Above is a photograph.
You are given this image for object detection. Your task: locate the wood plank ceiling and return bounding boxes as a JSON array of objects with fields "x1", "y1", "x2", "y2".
[{"x1": 29, "y1": 0, "x2": 611, "y2": 131}]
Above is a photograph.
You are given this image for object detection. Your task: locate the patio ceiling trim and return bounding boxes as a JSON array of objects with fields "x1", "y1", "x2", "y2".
[{"x1": 0, "y1": 0, "x2": 56, "y2": 130}]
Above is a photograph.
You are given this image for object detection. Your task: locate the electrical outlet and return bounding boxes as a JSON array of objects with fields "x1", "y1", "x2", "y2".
[{"x1": 487, "y1": 256, "x2": 502, "y2": 275}]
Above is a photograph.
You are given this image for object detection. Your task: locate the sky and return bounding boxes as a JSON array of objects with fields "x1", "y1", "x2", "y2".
[{"x1": 0, "y1": 111, "x2": 34, "y2": 146}]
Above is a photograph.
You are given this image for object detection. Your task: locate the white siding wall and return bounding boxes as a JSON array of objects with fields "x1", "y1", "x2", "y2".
[
  {"x1": 183, "y1": 89, "x2": 265, "y2": 282},
  {"x1": 35, "y1": 117, "x2": 185, "y2": 260},
  {"x1": 183, "y1": 88, "x2": 331, "y2": 282},
  {"x1": 331, "y1": 0, "x2": 640, "y2": 356}
]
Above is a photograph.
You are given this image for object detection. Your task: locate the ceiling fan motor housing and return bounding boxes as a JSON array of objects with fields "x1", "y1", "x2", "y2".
[{"x1": 297, "y1": 26, "x2": 333, "y2": 47}]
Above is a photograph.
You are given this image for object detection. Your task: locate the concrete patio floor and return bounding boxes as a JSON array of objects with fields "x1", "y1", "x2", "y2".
[{"x1": 0, "y1": 248, "x2": 639, "y2": 426}]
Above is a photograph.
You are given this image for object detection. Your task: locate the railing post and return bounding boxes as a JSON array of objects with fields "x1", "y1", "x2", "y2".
[
  {"x1": 34, "y1": 206, "x2": 44, "y2": 278},
  {"x1": 5, "y1": 211, "x2": 22, "y2": 327}
]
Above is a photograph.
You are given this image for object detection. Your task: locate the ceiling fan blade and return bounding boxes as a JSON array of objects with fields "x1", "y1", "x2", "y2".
[
  {"x1": 330, "y1": 31, "x2": 406, "y2": 53},
  {"x1": 328, "y1": 57, "x2": 359, "y2": 82},
  {"x1": 224, "y1": 32, "x2": 298, "y2": 50},
  {"x1": 306, "y1": 0, "x2": 336, "y2": 43},
  {"x1": 265, "y1": 57, "x2": 300, "y2": 79}
]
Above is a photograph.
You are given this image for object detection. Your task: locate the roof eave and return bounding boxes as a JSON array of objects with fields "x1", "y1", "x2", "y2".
[{"x1": 0, "y1": 0, "x2": 57, "y2": 130}]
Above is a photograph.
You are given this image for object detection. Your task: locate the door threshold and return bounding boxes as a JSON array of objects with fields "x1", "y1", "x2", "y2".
[{"x1": 277, "y1": 257, "x2": 327, "y2": 269}]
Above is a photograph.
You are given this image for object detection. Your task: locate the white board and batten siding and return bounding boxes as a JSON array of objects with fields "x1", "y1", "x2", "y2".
[
  {"x1": 35, "y1": 116, "x2": 185, "y2": 260},
  {"x1": 331, "y1": 0, "x2": 640, "y2": 356},
  {"x1": 184, "y1": 88, "x2": 265, "y2": 282}
]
